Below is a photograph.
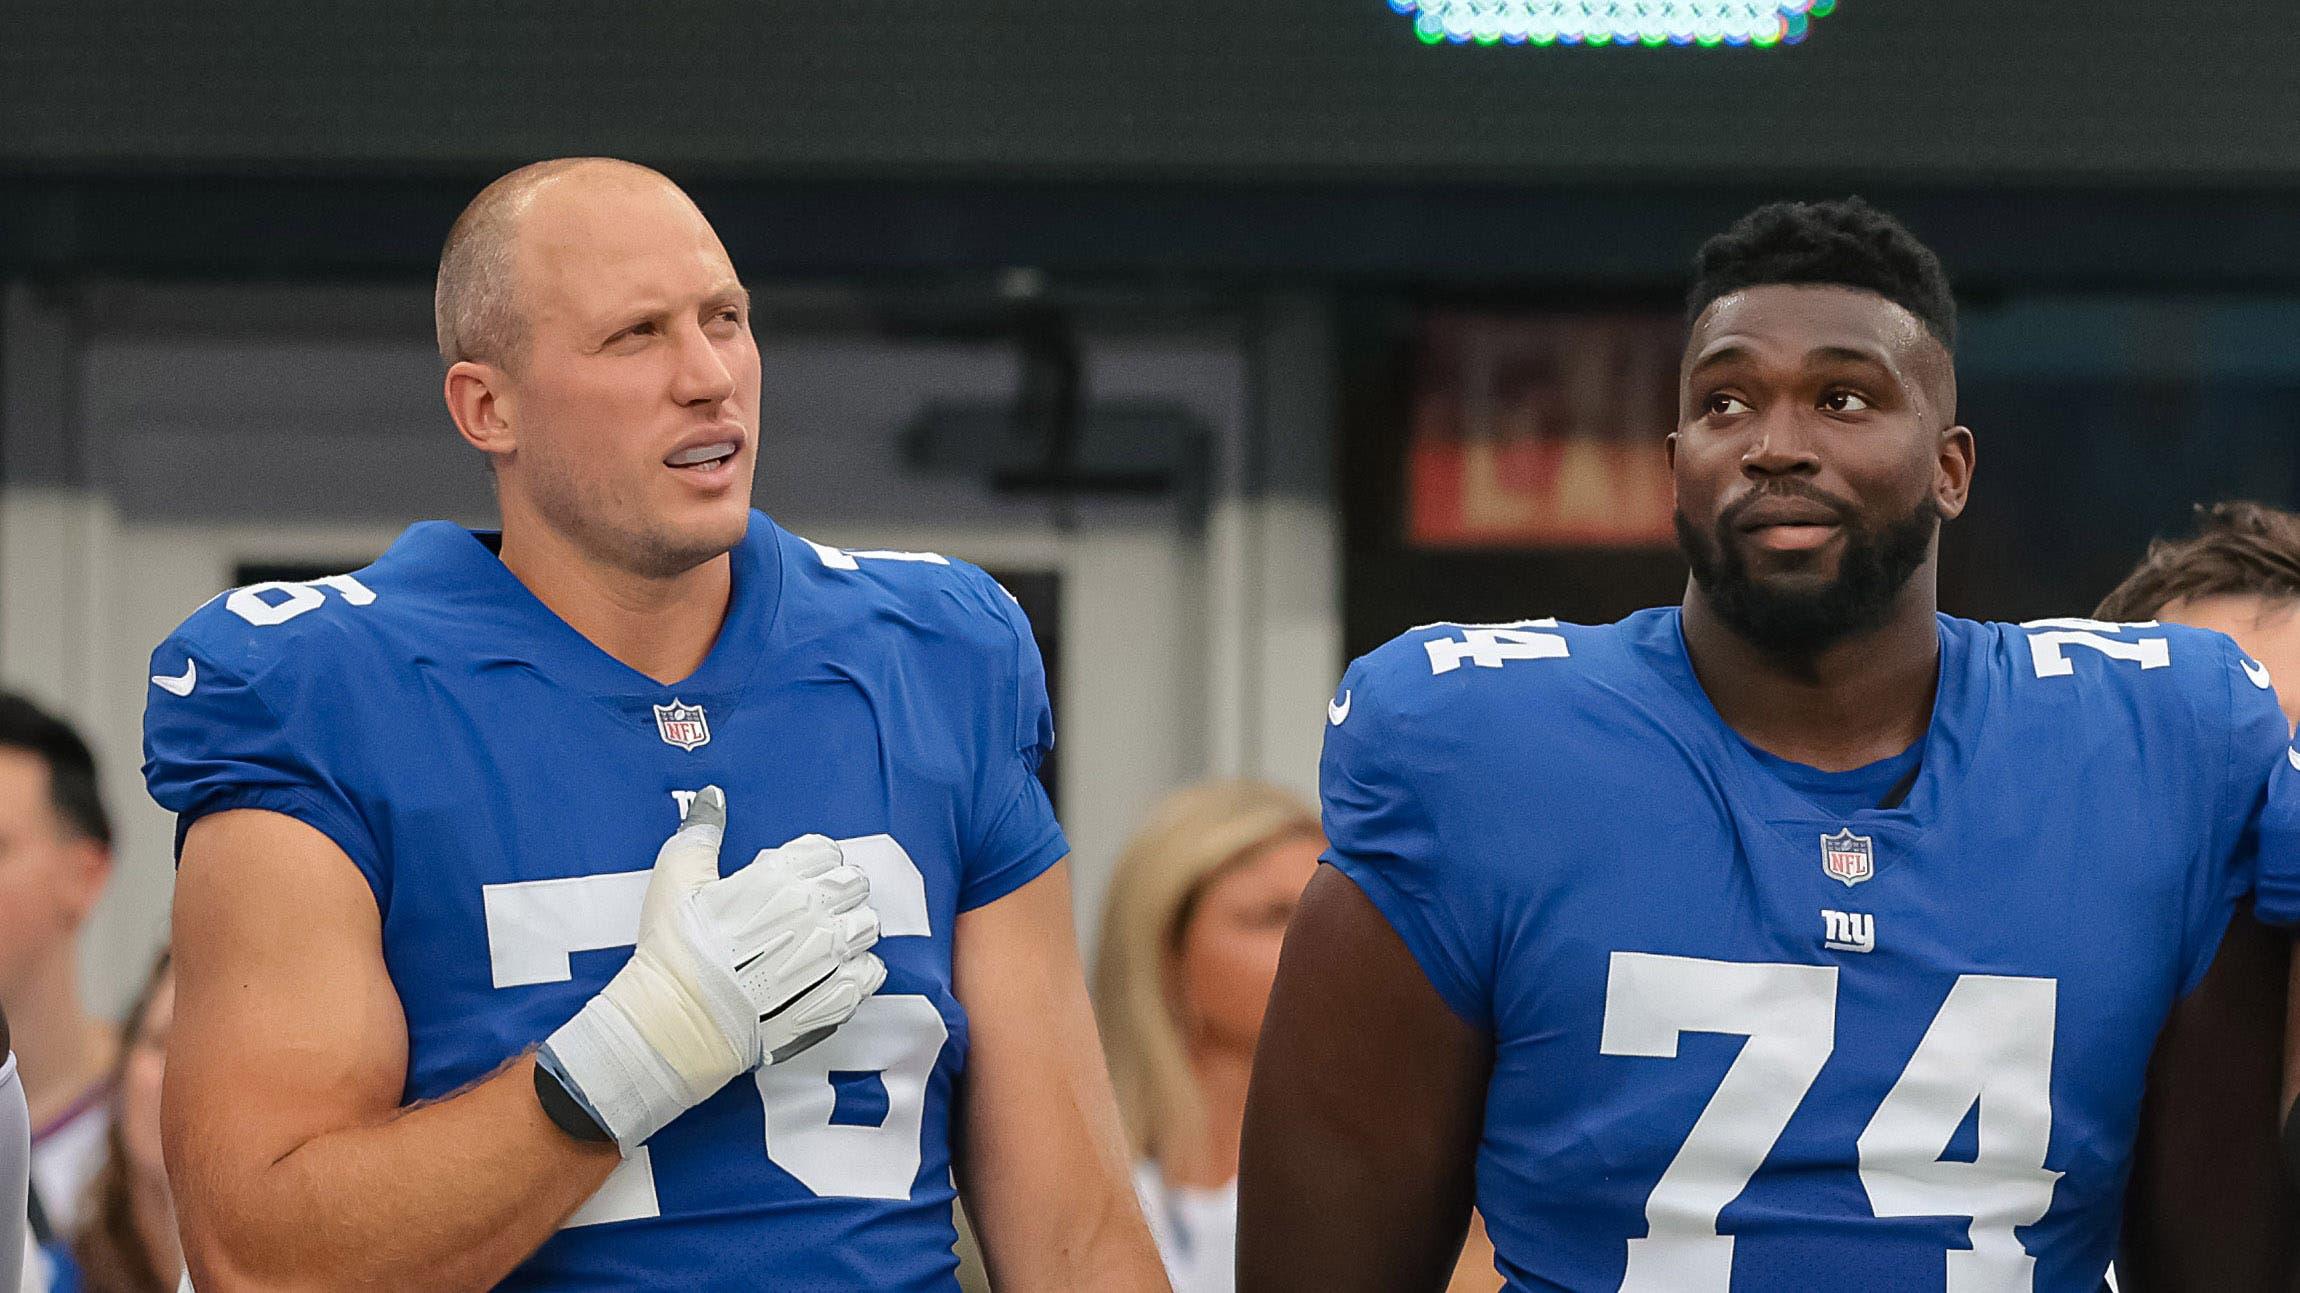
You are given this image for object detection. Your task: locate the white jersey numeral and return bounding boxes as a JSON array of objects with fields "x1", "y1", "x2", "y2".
[
  {"x1": 1602, "y1": 954, "x2": 1838, "y2": 1289},
  {"x1": 757, "y1": 995, "x2": 947, "y2": 1199},
  {"x1": 2020, "y1": 618, "x2": 2169, "y2": 679},
  {"x1": 1601, "y1": 953, "x2": 2060, "y2": 1291},
  {"x1": 807, "y1": 540, "x2": 950, "y2": 571},
  {"x1": 224, "y1": 574, "x2": 376, "y2": 627},
  {"x1": 1424, "y1": 621, "x2": 1570, "y2": 675},
  {"x1": 481, "y1": 833, "x2": 942, "y2": 1222},
  {"x1": 1858, "y1": 975, "x2": 2060, "y2": 1293}
]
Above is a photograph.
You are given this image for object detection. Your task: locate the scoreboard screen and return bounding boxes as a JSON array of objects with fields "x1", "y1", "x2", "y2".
[
  {"x1": 1394, "y1": 0, "x2": 1836, "y2": 47},
  {"x1": 2, "y1": 0, "x2": 2294, "y2": 185}
]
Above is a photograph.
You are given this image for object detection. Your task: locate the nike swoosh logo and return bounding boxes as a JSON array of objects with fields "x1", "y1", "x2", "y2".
[
  {"x1": 1328, "y1": 690, "x2": 1352, "y2": 726},
  {"x1": 2243, "y1": 658, "x2": 2274, "y2": 690},
  {"x1": 152, "y1": 660, "x2": 197, "y2": 696}
]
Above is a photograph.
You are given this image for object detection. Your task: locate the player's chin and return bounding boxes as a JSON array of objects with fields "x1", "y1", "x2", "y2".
[
  {"x1": 1739, "y1": 559, "x2": 1845, "y2": 602},
  {"x1": 653, "y1": 475, "x2": 751, "y2": 544}
]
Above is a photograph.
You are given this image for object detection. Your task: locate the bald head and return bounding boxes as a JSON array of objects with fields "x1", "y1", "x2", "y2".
[{"x1": 433, "y1": 157, "x2": 688, "y2": 369}]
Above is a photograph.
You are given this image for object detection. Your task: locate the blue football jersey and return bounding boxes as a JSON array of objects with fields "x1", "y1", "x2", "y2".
[
  {"x1": 1322, "y1": 608, "x2": 2287, "y2": 1293},
  {"x1": 2248, "y1": 676, "x2": 2300, "y2": 924},
  {"x1": 144, "y1": 512, "x2": 1067, "y2": 1291}
]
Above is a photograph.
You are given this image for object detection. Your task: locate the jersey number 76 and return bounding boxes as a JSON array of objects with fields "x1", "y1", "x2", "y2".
[{"x1": 482, "y1": 835, "x2": 946, "y2": 1225}]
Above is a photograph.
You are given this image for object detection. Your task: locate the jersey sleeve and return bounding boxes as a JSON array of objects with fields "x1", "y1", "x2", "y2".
[
  {"x1": 1319, "y1": 647, "x2": 1497, "y2": 1029},
  {"x1": 2190, "y1": 638, "x2": 2294, "y2": 985},
  {"x1": 2248, "y1": 673, "x2": 2300, "y2": 931},
  {"x1": 953, "y1": 567, "x2": 1068, "y2": 911},
  {"x1": 142, "y1": 626, "x2": 389, "y2": 907}
]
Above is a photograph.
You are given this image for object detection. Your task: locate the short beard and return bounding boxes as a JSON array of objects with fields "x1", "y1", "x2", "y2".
[
  {"x1": 1677, "y1": 493, "x2": 1940, "y2": 659},
  {"x1": 518, "y1": 445, "x2": 738, "y2": 581}
]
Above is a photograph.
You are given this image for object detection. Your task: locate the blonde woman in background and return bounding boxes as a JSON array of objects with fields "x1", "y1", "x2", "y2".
[
  {"x1": 1095, "y1": 780, "x2": 1497, "y2": 1293},
  {"x1": 69, "y1": 953, "x2": 178, "y2": 1293}
]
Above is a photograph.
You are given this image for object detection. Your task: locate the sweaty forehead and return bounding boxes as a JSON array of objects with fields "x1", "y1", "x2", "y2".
[{"x1": 1688, "y1": 284, "x2": 1937, "y2": 376}]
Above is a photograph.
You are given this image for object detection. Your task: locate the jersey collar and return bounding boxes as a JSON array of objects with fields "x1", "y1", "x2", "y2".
[
  {"x1": 1637, "y1": 606, "x2": 1988, "y2": 830},
  {"x1": 382, "y1": 510, "x2": 787, "y2": 704}
]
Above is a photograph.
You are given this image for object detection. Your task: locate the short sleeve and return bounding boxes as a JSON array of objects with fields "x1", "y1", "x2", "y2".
[
  {"x1": 1319, "y1": 654, "x2": 1495, "y2": 1029},
  {"x1": 142, "y1": 634, "x2": 389, "y2": 908},
  {"x1": 2249, "y1": 675, "x2": 2300, "y2": 930},
  {"x1": 955, "y1": 574, "x2": 1067, "y2": 911},
  {"x1": 2191, "y1": 642, "x2": 2294, "y2": 985}
]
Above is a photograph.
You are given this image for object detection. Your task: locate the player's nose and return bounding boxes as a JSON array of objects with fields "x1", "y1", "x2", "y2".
[
  {"x1": 1740, "y1": 410, "x2": 1824, "y2": 478},
  {"x1": 669, "y1": 320, "x2": 738, "y2": 407}
]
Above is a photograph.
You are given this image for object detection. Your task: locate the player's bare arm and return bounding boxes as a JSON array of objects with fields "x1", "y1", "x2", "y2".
[
  {"x1": 951, "y1": 860, "x2": 1167, "y2": 1291},
  {"x1": 168, "y1": 791, "x2": 880, "y2": 1290},
  {"x1": 1237, "y1": 867, "x2": 1490, "y2": 1293},
  {"x1": 167, "y1": 808, "x2": 620, "y2": 1290},
  {"x1": 2120, "y1": 912, "x2": 2296, "y2": 1291}
]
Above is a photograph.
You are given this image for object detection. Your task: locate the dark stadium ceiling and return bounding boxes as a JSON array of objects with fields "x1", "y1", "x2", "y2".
[{"x1": 3, "y1": 0, "x2": 2298, "y2": 185}]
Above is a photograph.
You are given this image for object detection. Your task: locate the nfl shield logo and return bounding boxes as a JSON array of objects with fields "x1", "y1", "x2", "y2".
[
  {"x1": 653, "y1": 700, "x2": 711, "y2": 751},
  {"x1": 1819, "y1": 828, "x2": 1874, "y2": 888}
]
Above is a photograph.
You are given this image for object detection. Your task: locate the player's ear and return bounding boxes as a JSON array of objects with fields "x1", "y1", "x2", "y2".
[
  {"x1": 58, "y1": 834, "x2": 112, "y2": 924},
  {"x1": 1933, "y1": 424, "x2": 1975, "y2": 521},
  {"x1": 444, "y1": 360, "x2": 516, "y2": 461}
]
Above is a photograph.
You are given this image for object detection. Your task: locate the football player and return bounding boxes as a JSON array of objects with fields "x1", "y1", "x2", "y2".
[
  {"x1": 145, "y1": 159, "x2": 1164, "y2": 1289},
  {"x1": 2098, "y1": 502, "x2": 2300, "y2": 728},
  {"x1": 2092, "y1": 502, "x2": 2300, "y2": 1285},
  {"x1": 1240, "y1": 199, "x2": 2293, "y2": 1290},
  {"x1": 2115, "y1": 506, "x2": 2300, "y2": 1216}
]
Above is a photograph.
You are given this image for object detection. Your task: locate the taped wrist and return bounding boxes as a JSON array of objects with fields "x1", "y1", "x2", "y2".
[{"x1": 542, "y1": 990, "x2": 706, "y2": 1153}]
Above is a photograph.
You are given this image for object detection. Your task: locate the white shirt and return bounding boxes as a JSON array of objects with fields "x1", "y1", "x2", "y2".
[
  {"x1": 28, "y1": 1086, "x2": 108, "y2": 1237},
  {"x1": 3, "y1": 1053, "x2": 30, "y2": 1293},
  {"x1": 1132, "y1": 1161, "x2": 1237, "y2": 1293}
]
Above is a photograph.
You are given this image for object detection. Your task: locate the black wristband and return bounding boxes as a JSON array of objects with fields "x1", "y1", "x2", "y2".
[{"x1": 534, "y1": 1056, "x2": 615, "y2": 1145}]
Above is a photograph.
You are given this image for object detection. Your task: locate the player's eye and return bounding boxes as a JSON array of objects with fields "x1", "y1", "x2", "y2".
[
  {"x1": 1821, "y1": 390, "x2": 1872, "y2": 414},
  {"x1": 1705, "y1": 393, "x2": 1752, "y2": 417}
]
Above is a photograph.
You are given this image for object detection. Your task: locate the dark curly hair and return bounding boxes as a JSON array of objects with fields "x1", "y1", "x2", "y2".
[
  {"x1": 0, "y1": 692, "x2": 110, "y2": 847},
  {"x1": 2095, "y1": 501, "x2": 2300, "y2": 622},
  {"x1": 1688, "y1": 197, "x2": 1957, "y2": 350}
]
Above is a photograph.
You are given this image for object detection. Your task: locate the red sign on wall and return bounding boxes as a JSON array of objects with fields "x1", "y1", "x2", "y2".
[{"x1": 1407, "y1": 312, "x2": 1680, "y2": 550}]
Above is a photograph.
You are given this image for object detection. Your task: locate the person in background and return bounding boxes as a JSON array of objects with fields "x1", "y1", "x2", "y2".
[
  {"x1": 2096, "y1": 501, "x2": 2300, "y2": 1267},
  {"x1": 70, "y1": 952, "x2": 177, "y2": 1293},
  {"x1": 2095, "y1": 501, "x2": 2300, "y2": 729},
  {"x1": 1093, "y1": 779, "x2": 1497, "y2": 1293},
  {"x1": 0, "y1": 696, "x2": 117, "y2": 1240},
  {"x1": 2097, "y1": 501, "x2": 2300, "y2": 1242}
]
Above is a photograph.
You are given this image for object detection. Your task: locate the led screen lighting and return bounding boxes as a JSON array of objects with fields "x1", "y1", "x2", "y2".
[{"x1": 1391, "y1": 0, "x2": 1837, "y2": 47}]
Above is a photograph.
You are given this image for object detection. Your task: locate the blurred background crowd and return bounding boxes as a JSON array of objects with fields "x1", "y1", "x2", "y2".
[{"x1": 5, "y1": 1, "x2": 2300, "y2": 1288}]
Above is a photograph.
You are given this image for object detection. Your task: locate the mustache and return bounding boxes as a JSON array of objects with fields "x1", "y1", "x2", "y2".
[{"x1": 1718, "y1": 482, "x2": 1859, "y2": 530}]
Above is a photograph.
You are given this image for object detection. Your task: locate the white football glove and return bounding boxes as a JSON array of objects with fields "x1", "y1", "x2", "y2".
[{"x1": 540, "y1": 786, "x2": 886, "y2": 1152}]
